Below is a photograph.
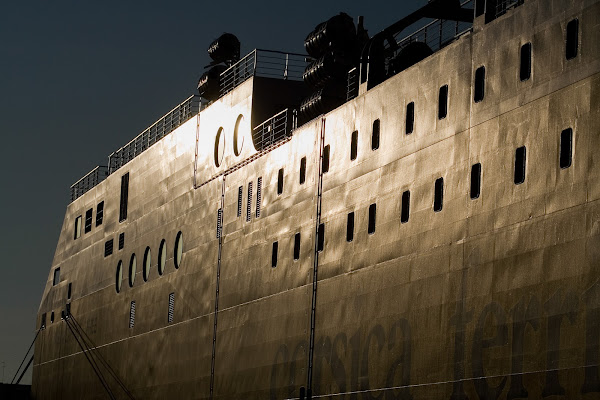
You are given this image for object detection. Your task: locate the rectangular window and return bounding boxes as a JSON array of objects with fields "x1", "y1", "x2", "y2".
[
  {"x1": 67, "y1": 283, "x2": 72, "y2": 300},
  {"x1": 438, "y1": 85, "x2": 448, "y2": 119},
  {"x1": 84, "y1": 208, "x2": 93, "y2": 233},
  {"x1": 41, "y1": 313, "x2": 46, "y2": 329},
  {"x1": 350, "y1": 130, "x2": 358, "y2": 160},
  {"x1": 294, "y1": 232, "x2": 301, "y2": 261},
  {"x1": 347, "y1": 212, "x2": 355, "y2": 242},
  {"x1": 119, "y1": 173, "x2": 129, "y2": 222},
  {"x1": 470, "y1": 163, "x2": 482, "y2": 199},
  {"x1": 96, "y1": 201, "x2": 104, "y2": 227},
  {"x1": 434, "y1": 177, "x2": 444, "y2": 212},
  {"x1": 566, "y1": 18, "x2": 579, "y2": 60},
  {"x1": 104, "y1": 239, "x2": 114, "y2": 257},
  {"x1": 256, "y1": 177, "x2": 262, "y2": 218},
  {"x1": 216, "y1": 208, "x2": 223, "y2": 239},
  {"x1": 277, "y1": 169, "x2": 284, "y2": 195},
  {"x1": 129, "y1": 301, "x2": 136, "y2": 329},
  {"x1": 474, "y1": 66, "x2": 485, "y2": 103},
  {"x1": 168, "y1": 293, "x2": 175, "y2": 323},
  {"x1": 401, "y1": 190, "x2": 410, "y2": 223},
  {"x1": 368, "y1": 203, "x2": 377, "y2": 234},
  {"x1": 118, "y1": 232, "x2": 125, "y2": 250},
  {"x1": 246, "y1": 182, "x2": 253, "y2": 222},
  {"x1": 406, "y1": 102, "x2": 414, "y2": 135},
  {"x1": 53, "y1": 268, "x2": 60, "y2": 286},
  {"x1": 520, "y1": 43, "x2": 532, "y2": 81},
  {"x1": 74, "y1": 215, "x2": 82, "y2": 239},
  {"x1": 317, "y1": 223, "x2": 325, "y2": 252},
  {"x1": 272, "y1": 241, "x2": 279, "y2": 268},
  {"x1": 371, "y1": 119, "x2": 380, "y2": 150},
  {"x1": 300, "y1": 157, "x2": 307, "y2": 185},
  {"x1": 237, "y1": 186, "x2": 243, "y2": 217},
  {"x1": 514, "y1": 146, "x2": 527, "y2": 184},
  {"x1": 560, "y1": 128, "x2": 573, "y2": 169},
  {"x1": 322, "y1": 145, "x2": 330, "y2": 173}
]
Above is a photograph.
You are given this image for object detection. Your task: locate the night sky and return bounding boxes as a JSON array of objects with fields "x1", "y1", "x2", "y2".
[{"x1": 0, "y1": 0, "x2": 426, "y2": 385}]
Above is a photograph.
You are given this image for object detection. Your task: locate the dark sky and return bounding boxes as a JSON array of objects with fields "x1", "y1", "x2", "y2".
[{"x1": 0, "y1": 0, "x2": 426, "y2": 385}]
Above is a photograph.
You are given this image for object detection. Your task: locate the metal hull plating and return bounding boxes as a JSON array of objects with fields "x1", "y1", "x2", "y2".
[{"x1": 33, "y1": 1, "x2": 600, "y2": 399}]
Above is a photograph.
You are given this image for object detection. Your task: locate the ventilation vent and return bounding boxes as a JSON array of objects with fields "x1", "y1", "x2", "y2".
[
  {"x1": 237, "y1": 186, "x2": 243, "y2": 217},
  {"x1": 246, "y1": 182, "x2": 252, "y2": 222},
  {"x1": 84, "y1": 208, "x2": 93, "y2": 233},
  {"x1": 217, "y1": 208, "x2": 223, "y2": 239},
  {"x1": 104, "y1": 239, "x2": 114, "y2": 257},
  {"x1": 96, "y1": 201, "x2": 104, "y2": 227},
  {"x1": 256, "y1": 177, "x2": 262, "y2": 218},
  {"x1": 168, "y1": 293, "x2": 175, "y2": 323},
  {"x1": 129, "y1": 301, "x2": 136, "y2": 329}
]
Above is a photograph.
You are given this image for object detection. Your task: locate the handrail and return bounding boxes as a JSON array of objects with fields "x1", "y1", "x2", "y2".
[
  {"x1": 70, "y1": 95, "x2": 201, "y2": 202},
  {"x1": 70, "y1": 166, "x2": 109, "y2": 202},
  {"x1": 220, "y1": 49, "x2": 307, "y2": 96},
  {"x1": 252, "y1": 108, "x2": 295, "y2": 151},
  {"x1": 107, "y1": 94, "x2": 201, "y2": 174}
]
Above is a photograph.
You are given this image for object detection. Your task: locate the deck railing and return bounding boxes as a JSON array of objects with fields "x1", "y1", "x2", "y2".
[
  {"x1": 70, "y1": 166, "x2": 109, "y2": 202},
  {"x1": 70, "y1": 95, "x2": 201, "y2": 202},
  {"x1": 220, "y1": 49, "x2": 307, "y2": 96},
  {"x1": 393, "y1": 0, "x2": 474, "y2": 55},
  {"x1": 108, "y1": 95, "x2": 201, "y2": 174},
  {"x1": 494, "y1": 0, "x2": 525, "y2": 19},
  {"x1": 252, "y1": 108, "x2": 295, "y2": 151}
]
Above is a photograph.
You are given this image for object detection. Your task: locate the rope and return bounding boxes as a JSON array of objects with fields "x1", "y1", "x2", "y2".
[
  {"x1": 11, "y1": 327, "x2": 41, "y2": 384},
  {"x1": 64, "y1": 316, "x2": 116, "y2": 400},
  {"x1": 69, "y1": 314, "x2": 136, "y2": 400}
]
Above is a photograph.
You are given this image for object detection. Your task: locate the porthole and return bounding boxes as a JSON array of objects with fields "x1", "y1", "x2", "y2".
[
  {"x1": 143, "y1": 247, "x2": 151, "y2": 282},
  {"x1": 158, "y1": 239, "x2": 166, "y2": 275},
  {"x1": 233, "y1": 114, "x2": 244, "y2": 156},
  {"x1": 174, "y1": 231, "x2": 183, "y2": 269},
  {"x1": 214, "y1": 127, "x2": 225, "y2": 167},
  {"x1": 116, "y1": 260, "x2": 123, "y2": 293},
  {"x1": 128, "y1": 253, "x2": 137, "y2": 288}
]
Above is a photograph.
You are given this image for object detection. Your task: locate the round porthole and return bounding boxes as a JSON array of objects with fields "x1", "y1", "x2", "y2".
[
  {"x1": 143, "y1": 247, "x2": 151, "y2": 282},
  {"x1": 214, "y1": 127, "x2": 225, "y2": 167},
  {"x1": 233, "y1": 114, "x2": 244, "y2": 156},
  {"x1": 158, "y1": 239, "x2": 166, "y2": 275},
  {"x1": 174, "y1": 231, "x2": 183, "y2": 269},
  {"x1": 129, "y1": 254, "x2": 137, "y2": 287},
  {"x1": 116, "y1": 260, "x2": 123, "y2": 293}
]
